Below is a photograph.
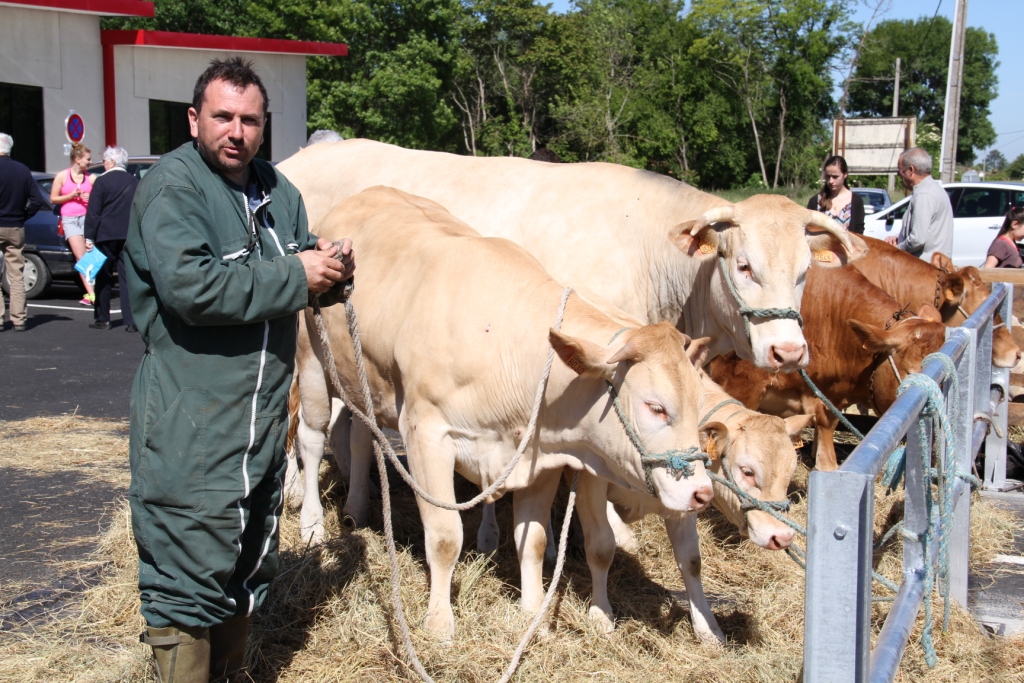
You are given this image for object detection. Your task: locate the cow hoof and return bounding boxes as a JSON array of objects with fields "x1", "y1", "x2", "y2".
[
  {"x1": 424, "y1": 610, "x2": 455, "y2": 641},
  {"x1": 588, "y1": 605, "x2": 615, "y2": 634},
  {"x1": 613, "y1": 528, "x2": 638, "y2": 553},
  {"x1": 341, "y1": 505, "x2": 368, "y2": 529},
  {"x1": 477, "y1": 530, "x2": 499, "y2": 554},
  {"x1": 299, "y1": 522, "x2": 325, "y2": 547},
  {"x1": 694, "y1": 627, "x2": 726, "y2": 647}
]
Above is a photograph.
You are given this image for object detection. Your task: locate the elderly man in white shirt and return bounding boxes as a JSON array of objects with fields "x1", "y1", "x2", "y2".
[{"x1": 885, "y1": 147, "x2": 954, "y2": 262}]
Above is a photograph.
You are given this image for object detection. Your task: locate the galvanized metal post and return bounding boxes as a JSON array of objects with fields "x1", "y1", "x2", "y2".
[
  {"x1": 945, "y1": 327, "x2": 975, "y2": 606},
  {"x1": 984, "y1": 283, "x2": 1012, "y2": 491},
  {"x1": 903, "y1": 407, "x2": 931, "y2": 578},
  {"x1": 804, "y1": 470, "x2": 874, "y2": 683}
]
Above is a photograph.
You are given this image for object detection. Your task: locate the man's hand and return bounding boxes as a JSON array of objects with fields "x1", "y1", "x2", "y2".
[
  {"x1": 85, "y1": 240, "x2": 94, "y2": 252},
  {"x1": 316, "y1": 237, "x2": 356, "y2": 280},
  {"x1": 298, "y1": 248, "x2": 344, "y2": 294},
  {"x1": 884, "y1": 236, "x2": 899, "y2": 247}
]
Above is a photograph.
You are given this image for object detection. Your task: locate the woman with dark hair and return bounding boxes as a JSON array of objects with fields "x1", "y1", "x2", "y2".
[
  {"x1": 983, "y1": 206, "x2": 1024, "y2": 268},
  {"x1": 806, "y1": 155, "x2": 865, "y2": 234}
]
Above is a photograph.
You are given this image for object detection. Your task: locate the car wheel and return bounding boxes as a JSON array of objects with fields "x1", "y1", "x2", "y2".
[{"x1": 1, "y1": 253, "x2": 52, "y2": 299}]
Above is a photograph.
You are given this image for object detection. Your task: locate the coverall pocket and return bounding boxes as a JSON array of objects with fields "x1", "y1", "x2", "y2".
[{"x1": 142, "y1": 388, "x2": 208, "y2": 510}]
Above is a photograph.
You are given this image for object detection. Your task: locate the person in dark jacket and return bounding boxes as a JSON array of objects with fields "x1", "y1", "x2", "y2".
[
  {"x1": 0, "y1": 132, "x2": 47, "y2": 331},
  {"x1": 126, "y1": 58, "x2": 353, "y2": 683},
  {"x1": 806, "y1": 155, "x2": 865, "y2": 234},
  {"x1": 84, "y1": 146, "x2": 140, "y2": 331}
]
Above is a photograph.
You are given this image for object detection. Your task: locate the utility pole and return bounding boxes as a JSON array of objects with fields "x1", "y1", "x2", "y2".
[
  {"x1": 888, "y1": 57, "x2": 901, "y2": 195},
  {"x1": 940, "y1": 0, "x2": 969, "y2": 183}
]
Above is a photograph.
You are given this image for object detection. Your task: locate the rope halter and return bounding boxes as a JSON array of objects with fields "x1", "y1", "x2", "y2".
[
  {"x1": 717, "y1": 254, "x2": 803, "y2": 346},
  {"x1": 606, "y1": 383, "x2": 711, "y2": 497},
  {"x1": 697, "y1": 398, "x2": 793, "y2": 514}
]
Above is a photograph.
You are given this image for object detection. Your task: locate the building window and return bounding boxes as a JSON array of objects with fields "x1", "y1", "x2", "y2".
[
  {"x1": 149, "y1": 99, "x2": 273, "y2": 160},
  {"x1": 0, "y1": 82, "x2": 45, "y2": 171},
  {"x1": 149, "y1": 99, "x2": 192, "y2": 155}
]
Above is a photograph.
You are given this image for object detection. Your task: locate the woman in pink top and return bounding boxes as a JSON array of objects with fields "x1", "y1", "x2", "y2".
[{"x1": 50, "y1": 142, "x2": 97, "y2": 305}]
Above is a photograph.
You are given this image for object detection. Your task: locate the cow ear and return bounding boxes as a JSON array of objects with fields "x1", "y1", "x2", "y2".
[
  {"x1": 670, "y1": 220, "x2": 721, "y2": 258},
  {"x1": 806, "y1": 230, "x2": 869, "y2": 268},
  {"x1": 931, "y1": 252, "x2": 955, "y2": 272},
  {"x1": 669, "y1": 205, "x2": 735, "y2": 258},
  {"x1": 848, "y1": 320, "x2": 898, "y2": 354},
  {"x1": 550, "y1": 329, "x2": 619, "y2": 380},
  {"x1": 783, "y1": 414, "x2": 815, "y2": 444},
  {"x1": 938, "y1": 271, "x2": 966, "y2": 306},
  {"x1": 699, "y1": 421, "x2": 730, "y2": 462},
  {"x1": 685, "y1": 336, "x2": 712, "y2": 368},
  {"x1": 917, "y1": 303, "x2": 943, "y2": 323}
]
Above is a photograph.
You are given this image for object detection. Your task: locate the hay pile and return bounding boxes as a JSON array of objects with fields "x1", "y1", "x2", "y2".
[{"x1": 1, "y1": 416, "x2": 1022, "y2": 683}]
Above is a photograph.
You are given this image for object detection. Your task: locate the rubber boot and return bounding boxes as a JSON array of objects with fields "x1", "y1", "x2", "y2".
[
  {"x1": 209, "y1": 616, "x2": 249, "y2": 682},
  {"x1": 140, "y1": 624, "x2": 210, "y2": 683}
]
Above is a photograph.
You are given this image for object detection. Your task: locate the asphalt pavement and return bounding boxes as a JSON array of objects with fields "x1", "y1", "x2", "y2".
[{"x1": 1, "y1": 283, "x2": 143, "y2": 421}]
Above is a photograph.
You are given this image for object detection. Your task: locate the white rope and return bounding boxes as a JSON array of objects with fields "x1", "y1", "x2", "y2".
[{"x1": 310, "y1": 283, "x2": 577, "y2": 683}]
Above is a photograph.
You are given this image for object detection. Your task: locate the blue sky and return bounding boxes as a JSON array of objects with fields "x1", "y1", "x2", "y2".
[{"x1": 546, "y1": 0, "x2": 1022, "y2": 166}]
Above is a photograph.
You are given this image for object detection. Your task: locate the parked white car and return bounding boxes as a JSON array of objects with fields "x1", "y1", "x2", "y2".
[{"x1": 863, "y1": 181, "x2": 1024, "y2": 266}]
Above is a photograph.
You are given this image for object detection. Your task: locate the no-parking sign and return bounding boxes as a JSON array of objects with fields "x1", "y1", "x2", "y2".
[{"x1": 65, "y1": 111, "x2": 85, "y2": 143}]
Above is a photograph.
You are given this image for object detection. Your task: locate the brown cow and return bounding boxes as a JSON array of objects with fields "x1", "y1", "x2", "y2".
[
  {"x1": 708, "y1": 265, "x2": 948, "y2": 470},
  {"x1": 852, "y1": 236, "x2": 1019, "y2": 368}
]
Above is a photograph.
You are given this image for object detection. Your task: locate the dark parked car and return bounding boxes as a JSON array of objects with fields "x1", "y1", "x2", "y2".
[
  {"x1": 1, "y1": 157, "x2": 158, "y2": 298},
  {"x1": 852, "y1": 188, "x2": 892, "y2": 215}
]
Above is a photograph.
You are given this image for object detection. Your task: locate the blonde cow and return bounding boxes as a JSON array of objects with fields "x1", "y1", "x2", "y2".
[
  {"x1": 279, "y1": 139, "x2": 866, "y2": 535},
  {"x1": 296, "y1": 187, "x2": 720, "y2": 638}
]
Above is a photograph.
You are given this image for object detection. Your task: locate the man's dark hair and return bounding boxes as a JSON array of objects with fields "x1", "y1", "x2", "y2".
[{"x1": 192, "y1": 57, "x2": 270, "y2": 117}]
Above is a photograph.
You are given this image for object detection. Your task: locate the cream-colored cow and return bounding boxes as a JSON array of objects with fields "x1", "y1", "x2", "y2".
[
  {"x1": 279, "y1": 139, "x2": 864, "y2": 534},
  {"x1": 297, "y1": 186, "x2": 719, "y2": 638}
]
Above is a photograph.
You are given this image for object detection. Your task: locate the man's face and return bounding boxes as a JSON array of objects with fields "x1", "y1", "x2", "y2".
[
  {"x1": 188, "y1": 79, "x2": 265, "y2": 178},
  {"x1": 897, "y1": 161, "x2": 914, "y2": 191}
]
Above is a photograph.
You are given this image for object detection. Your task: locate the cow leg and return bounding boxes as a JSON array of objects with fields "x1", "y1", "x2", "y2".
[
  {"x1": 812, "y1": 402, "x2": 840, "y2": 472},
  {"x1": 664, "y1": 514, "x2": 725, "y2": 645},
  {"x1": 477, "y1": 502, "x2": 500, "y2": 554},
  {"x1": 607, "y1": 502, "x2": 638, "y2": 552},
  {"x1": 575, "y1": 474, "x2": 617, "y2": 633},
  {"x1": 342, "y1": 417, "x2": 373, "y2": 527},
  {"x1": 328, "y1": 401, "x2": 350, "y2": 481},
  {"x1": 294, "y1": 344, "x2": 334, "y2": 546},
  {"x1": 404, "y1": 420, "x2": 462, "y2": 640},
  {"x1": 283, "y1": 416, "x2": 304, "y2": 511},
  {"x1": 296, "y1": 417, "x2": 327, "y2": 546},
  {"x1": 513, "y1": 468, "x2": 562, "y2": 616}
]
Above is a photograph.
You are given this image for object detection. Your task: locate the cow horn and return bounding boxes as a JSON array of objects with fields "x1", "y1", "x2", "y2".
[
  {"x1": 805, "y1": 209, "x2": 853, "y2": 251},
  {"x1": 689, "y1": 205, "x2": 736, "y2": 235}
]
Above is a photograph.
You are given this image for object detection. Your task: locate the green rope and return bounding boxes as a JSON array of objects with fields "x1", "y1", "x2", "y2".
[
  {"x1": 717, "y1": 254, "x2": 803, "y2": 344},
  {"x1": 697, "y1": 398, "x2": 745, "y2": 428},
  {"x1": 606, "y1": 383, "x2": 710, "y2": 496},
  {"x1": 797, "y1": 369, "x2": 865, "y2": 439}
]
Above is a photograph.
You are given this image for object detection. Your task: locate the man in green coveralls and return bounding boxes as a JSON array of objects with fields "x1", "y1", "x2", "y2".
[{"x1": 125, "y1": 58, "x2": 354, "y2": 682}]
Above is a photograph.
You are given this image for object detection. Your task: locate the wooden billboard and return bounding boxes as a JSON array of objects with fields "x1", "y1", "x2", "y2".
[{"x1": 832, "y1": 117, "x2": 917, "y2": 175}]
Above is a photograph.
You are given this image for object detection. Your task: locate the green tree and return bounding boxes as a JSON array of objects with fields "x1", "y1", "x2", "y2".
[
  {"x1": 688, "y1": 0, "x2": 853, "y2": 188},
  {"x1": 984, "y1": 149, "x2": 1006, "y2": 172},
  {"x1": 847, "y1": 16, "x2": 999, "y2": 165},
  {"x1": 1005, "y1": 153, "x2": 1024, "y2": 181}
]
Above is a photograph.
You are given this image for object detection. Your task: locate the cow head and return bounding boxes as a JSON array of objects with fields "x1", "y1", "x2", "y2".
[
  {"x1": 930, "y1": 256, "x2": 1021, "y2": 368},
  {"x1": 549, "y1": 323, "x2": 714, "y2": 513},
  {"x1": 849, "y1": 303, "x2": 948, "y2": 413},
  {"x1": 701, "y1": 403, "x2": 813, "y2": 550},
  {"x1": 670, "y1": 195, "x2": 868, "y2": 371}
]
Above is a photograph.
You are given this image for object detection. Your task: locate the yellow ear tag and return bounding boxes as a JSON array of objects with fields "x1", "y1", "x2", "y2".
[
  {"x1": 706, "y1": 435, "x2": 719, "y2": 460},
  {"x1": 698, "y1": 241, "x2": 715, "y2": 255},
  {"x1": 813, "y1": 250, "x2": 834, "y2": 263},
  {"x1": 565, "y1": 355, "x2": 586, "y2": 375}
]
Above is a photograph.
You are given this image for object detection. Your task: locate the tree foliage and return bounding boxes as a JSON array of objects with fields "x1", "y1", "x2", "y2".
[
  {"x1": 105, "y1": 0, "x2": 1001, "y2": 188},
  {"x1": 847, "y1": 16, "x2": 999, "y2": 165}
]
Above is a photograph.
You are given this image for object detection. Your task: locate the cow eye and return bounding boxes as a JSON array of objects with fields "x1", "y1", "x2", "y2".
[
  {"x1": 736, "y1": 259, "x2": 753, "y2": 278},
  {"x1": 646, "y1": 402, "x2": 667, "y2": 418},
  {"x1": 740, "y1": 467, "x2": 755, "y2": 480}
]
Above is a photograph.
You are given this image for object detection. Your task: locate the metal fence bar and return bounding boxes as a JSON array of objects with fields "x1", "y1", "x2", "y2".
[
  {"x1": 945, "y1": 325, "x2": 976, "y2": 606},
  {"x1": 980, "y1": 283, "x2": 1011, "y2": 491},
  {"x1": 803, "y1": 470, "x2": 875, "y2": 683},
  {"x1": 869, "y1": 570, "x2": 926, "y2": 683}
]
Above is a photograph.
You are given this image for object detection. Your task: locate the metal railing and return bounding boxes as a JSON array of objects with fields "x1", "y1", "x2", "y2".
[{"x1": 802, "y1": 282, "x2": 1013, "y2": 683}]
